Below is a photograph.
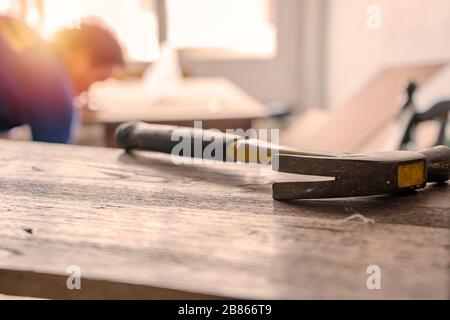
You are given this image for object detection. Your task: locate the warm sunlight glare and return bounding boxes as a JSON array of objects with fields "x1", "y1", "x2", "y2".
[
  {"x1": 0, "y1": 0, "x2": 12, "y2": 13},
  {"x1": 42, "y1": 0, "x2": 159, "y2": 61},
  {"x1": 167, "y1": 0, "x2": 276, "y2": 57}
]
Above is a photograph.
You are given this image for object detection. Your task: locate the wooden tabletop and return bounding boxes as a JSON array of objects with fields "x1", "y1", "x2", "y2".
[
  {"x1": 83, "y1": 78, "x2": 267, "y2": 125},
  {"x1": 0, "y1": 140, "x2": 449, "y2": 299}
]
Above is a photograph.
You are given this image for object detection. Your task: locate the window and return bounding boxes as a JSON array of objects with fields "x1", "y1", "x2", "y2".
[
  {"x1": 1, "y1": 0, "x2": 277, "y2": 61},
  {"x1": 0, "y1": 0, "x2": 15, "y2": 14},
  {"x1": 0, "y1": 0, "x2": 160, "y2": 62},
  {"x1": 167, "y1": 0, "x2": 276, "y2": 59},
  {"x1": 42, "y1": 0, "x2": 159, "y2": 62}
]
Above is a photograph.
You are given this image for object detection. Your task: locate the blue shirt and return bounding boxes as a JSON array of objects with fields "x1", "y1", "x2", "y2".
[{"x1": 0, "y1": 16, "x2": 76, "y2": 144}]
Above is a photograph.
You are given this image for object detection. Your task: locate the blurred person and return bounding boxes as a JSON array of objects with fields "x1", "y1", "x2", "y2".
[{"x1": 0, "y1": 16, "x2": 124, "y2": 143}]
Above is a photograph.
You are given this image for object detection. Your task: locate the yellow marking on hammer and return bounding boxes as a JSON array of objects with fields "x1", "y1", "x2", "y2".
[
  {"x1": 228, "y1": 140, "x2": 272, "y2": 164},
  {"x1": 398, "y1": 161, "x2": 426, "y2": 188}
]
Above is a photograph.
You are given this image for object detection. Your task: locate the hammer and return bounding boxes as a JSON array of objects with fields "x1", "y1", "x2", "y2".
[{"x1": 116, "y1": 122, "x2": 450, "y2": 200}]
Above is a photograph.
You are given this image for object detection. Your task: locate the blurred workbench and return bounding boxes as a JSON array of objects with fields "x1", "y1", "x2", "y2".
[
  {"x1": 83, "y1": 78, "x2": 266, "y2": 147},
  {"x1": 0, "y1": 139, "x2": 449, "y2": 299}
]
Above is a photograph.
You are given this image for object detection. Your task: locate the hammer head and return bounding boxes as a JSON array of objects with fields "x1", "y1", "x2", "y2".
[{"x1": 272, "y1": 151, "x2": 428, "y2": 200}]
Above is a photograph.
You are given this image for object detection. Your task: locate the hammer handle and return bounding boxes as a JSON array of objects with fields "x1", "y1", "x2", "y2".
[
  {"x1": 115, "y1": 122, "x2": 330, "y2": 163},
  {"x1": 116, "y1": 122, "x2": 234, "y2": 161}
]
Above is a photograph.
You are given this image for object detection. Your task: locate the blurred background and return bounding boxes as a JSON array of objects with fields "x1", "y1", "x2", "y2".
[{"x1": 1, "y1": 0, "x2": 449, "y2": 152}]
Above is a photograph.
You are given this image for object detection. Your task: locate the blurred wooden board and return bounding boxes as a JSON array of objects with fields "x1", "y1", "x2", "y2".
[
  {"x1": 82, "y1": 77, "x2": 266, "y2": 147},
  {"x1": 84, "y1": 78, "x2": 266, "y2": 124},
  {"x1": 283, "y1": 63, "x2": 446, "y2": 153},
  {"x1": 0, "y1": 140, "x2": 448, "y2": 299}
]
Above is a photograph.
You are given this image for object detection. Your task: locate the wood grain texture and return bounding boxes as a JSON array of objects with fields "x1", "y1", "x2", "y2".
[{"x1": 0, "y1": 140, "x2": 449, "y2": 299}]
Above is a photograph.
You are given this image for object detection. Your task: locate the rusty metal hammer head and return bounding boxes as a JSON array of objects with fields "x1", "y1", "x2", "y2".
[{"x1": 272, "y1": 146, "x2": 450, "y2": 200}]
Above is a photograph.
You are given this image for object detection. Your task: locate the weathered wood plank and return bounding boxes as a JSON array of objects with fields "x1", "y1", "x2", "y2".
[{"x1": 0, "y1": 140, "x2": 449, "y2": 299}]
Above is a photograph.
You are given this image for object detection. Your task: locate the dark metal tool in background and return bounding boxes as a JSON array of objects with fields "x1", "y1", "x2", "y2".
[
  {"x1": 116, "y1": 122, "x2": 450, "y2": 200},
  {"x1": 397, "y1": 82, "x2": 450, "y2": 149}
]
